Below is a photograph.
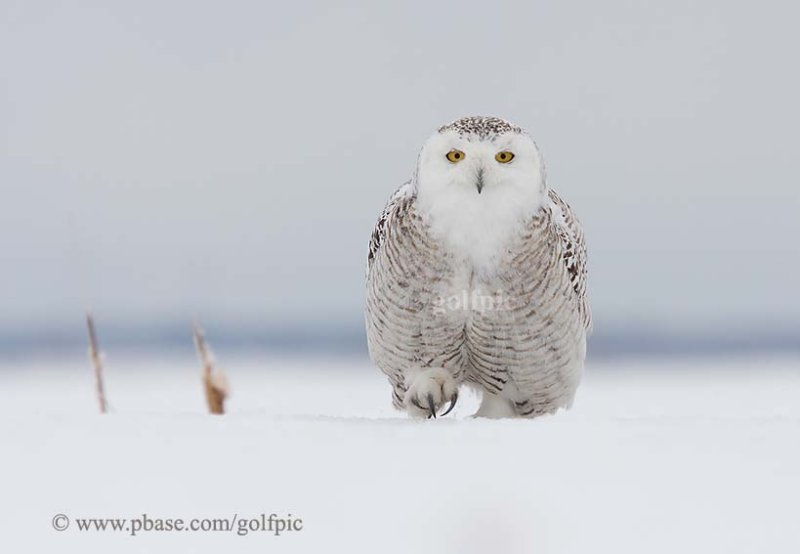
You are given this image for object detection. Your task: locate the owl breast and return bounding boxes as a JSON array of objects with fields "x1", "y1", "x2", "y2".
[{"x1": 367, "y1": 197, "x2": 586, "y2": 415}]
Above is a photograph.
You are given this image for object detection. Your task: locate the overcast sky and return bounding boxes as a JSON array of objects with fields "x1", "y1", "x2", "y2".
[{"x1": 1, "y1": 1, "x2": 798, "y2": 336}]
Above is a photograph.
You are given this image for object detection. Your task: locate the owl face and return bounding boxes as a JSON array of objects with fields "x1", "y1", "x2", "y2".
[
  {"x1": 414, "y1": 117, "x2": 548, "y2": 266},
  {"x1": 416, "y1": 117, "x2": 545, "y2": 204}
]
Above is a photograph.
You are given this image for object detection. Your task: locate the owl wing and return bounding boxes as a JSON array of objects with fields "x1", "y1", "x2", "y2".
[
  {"x1": 366, "y1": 181, "x2": 416, "y2": 275},
  {"x1": 547, "y1": 189, "x2": 592, "y2": 331},
  {"x1": 365, "y1": 181, "x2": 428, "y2": 408}
]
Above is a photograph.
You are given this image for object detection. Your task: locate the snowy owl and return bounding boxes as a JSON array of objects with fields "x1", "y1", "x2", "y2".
[{"x1": 365, "y1": 116, "x2": 591, "y2": 419}]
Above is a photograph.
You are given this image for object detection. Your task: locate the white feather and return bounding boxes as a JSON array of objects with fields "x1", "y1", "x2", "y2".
[{"x1": 414, "y1": 130, "x2": 546, "y2": 270}]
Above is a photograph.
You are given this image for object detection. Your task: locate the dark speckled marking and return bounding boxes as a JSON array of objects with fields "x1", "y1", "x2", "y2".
[{"x1": 438, "y1": 116, "x2": 523, "y2": 139}]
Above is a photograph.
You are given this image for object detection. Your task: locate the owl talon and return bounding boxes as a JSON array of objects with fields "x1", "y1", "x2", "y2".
[
  {"x1": 441, "y1": 391, "x2": 458, "y2": 416},
  {"x1": 410, "y1": 396, "x2": 427, "y2": 412},
  {"x1": 427, "y1": 393, "x2": 437, "y2": 418}
]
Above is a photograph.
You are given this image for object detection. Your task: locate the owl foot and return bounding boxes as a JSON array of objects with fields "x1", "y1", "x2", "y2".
[
  {"x1": 474, "y1": 391, "x2": 517, "y2": 418},
  {"x1": 403, "y1": 367, "x2": 459, "y2": 419}
]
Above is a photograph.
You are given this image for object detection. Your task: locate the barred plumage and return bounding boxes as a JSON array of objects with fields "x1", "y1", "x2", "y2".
[{"x1": 365, "y1": 117, "x2": 590, "y2": 418}]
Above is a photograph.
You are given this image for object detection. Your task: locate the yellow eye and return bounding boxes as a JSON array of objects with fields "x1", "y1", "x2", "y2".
[
  {"x1": 446, "y1": 149, "x2": 465, "y2": 163},
  {"x1": 495, "y1": 151, "x2": 515, "y2": 163}
]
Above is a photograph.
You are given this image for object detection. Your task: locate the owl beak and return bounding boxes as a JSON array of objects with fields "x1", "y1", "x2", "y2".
[{"x1": 475, "y1": 167, "x2": 484, "y2": 194}]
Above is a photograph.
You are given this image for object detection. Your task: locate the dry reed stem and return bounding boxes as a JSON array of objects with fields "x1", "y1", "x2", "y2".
[
  {"x1": 192, "y1": 322, "x2": 228, "y2": 415},
  {"x1": 86, "y1": 313, "x2": 108, "y2": 414}
]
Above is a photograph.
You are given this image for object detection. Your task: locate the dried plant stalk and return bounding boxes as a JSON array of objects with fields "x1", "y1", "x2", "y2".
[
  {"x1": 86, "y1": 313, "x2": 108, "y2": 414},
  {"x1": 192, "y1": 322, "x2": 228, "y2": 415}
]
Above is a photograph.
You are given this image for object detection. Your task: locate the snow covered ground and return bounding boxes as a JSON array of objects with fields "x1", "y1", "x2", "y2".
[{"x1": 2, "y1": 353, "x2": 799, "y2": 553}]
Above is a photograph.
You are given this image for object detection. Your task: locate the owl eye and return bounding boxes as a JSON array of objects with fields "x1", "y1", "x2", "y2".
[
  {"x1": 495, "y1": 151, "x2": 515, "y2": 163},
  {"x1": 446, "y1": 149, "x2": 465, "y2": 163}
]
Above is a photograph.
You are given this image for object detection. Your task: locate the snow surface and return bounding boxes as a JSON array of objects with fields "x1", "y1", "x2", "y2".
[{"x1": 2, "y1": 354, "x2": 799, "y2": 553}]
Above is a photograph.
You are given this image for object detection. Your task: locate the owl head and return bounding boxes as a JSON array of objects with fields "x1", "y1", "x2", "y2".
[
  {"x1": 416, "y1": 116, "x2": 545, "y2": 205},
  {"x1": 413, "y1": 116, "x2": 548, "y2": 263}
]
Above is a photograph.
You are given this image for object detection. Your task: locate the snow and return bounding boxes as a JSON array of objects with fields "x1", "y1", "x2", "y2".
[{"x1": 2, "y1": 354, "x2": 799, "y2": 553}]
